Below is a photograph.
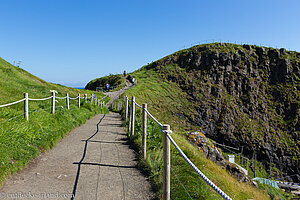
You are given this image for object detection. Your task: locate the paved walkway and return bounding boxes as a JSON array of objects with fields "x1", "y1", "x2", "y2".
[
  {"x1": 0, "y1": 113, "x2": 155, "y2": 200},
  {"x1": 0, "y1": 81, "x2": 155, "y2": 200}
]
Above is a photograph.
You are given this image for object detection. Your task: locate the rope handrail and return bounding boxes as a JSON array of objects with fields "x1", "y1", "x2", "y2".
[
  {"x1": 134, "y1": 102, "x2": 142, "y2": 109},
  {"x1": 145, "y1": 109, "x2": 163, "y2": 127},
  {"x1": 69, "y1": 96, "x2": 79, "y2": 100},
  {"x1": 0, "y1": 98, "x2": 26, "y2": 108},
  {"x1": 165, "y1": 133, "x2": 232, "y2": 200},
  {"x1": 56, "y1": 96, "x2": 67, "y2": 99},
  {"x1": 28, "y1": 96, "x2": 53, "y2": 101}
]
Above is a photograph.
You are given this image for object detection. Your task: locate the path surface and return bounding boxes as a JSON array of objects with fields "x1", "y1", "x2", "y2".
[{"x1": 0, "y1": 83, "x2": 155, "y2": 200}]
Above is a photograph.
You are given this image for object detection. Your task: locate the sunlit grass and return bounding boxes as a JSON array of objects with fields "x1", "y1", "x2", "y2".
[{"x1": 0, "y1": 57, "x2": 109, "y2": 187}]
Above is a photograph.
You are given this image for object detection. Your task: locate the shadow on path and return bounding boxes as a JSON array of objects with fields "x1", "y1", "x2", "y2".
[{"x1": 71, "y1": 115, "x2": 106, "y2": 200}]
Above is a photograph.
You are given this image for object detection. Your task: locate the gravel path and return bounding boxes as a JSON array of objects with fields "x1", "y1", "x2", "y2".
[{"x1": 0, "y1": 83, "x2": 155, "y2": 200}]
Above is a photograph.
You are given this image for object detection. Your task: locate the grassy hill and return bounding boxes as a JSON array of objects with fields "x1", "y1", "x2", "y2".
[
  {"x1": 119, "y1": 43, "x2": 300, "y2": 199},
  {"x1": 0, "y1": 57, "x2": 108, "y2": 186}
]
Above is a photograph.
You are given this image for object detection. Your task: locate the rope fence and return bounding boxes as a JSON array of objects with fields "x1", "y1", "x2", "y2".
[
  {"x1": 28, "y1": 96, "x2": 53, "y2": 101},
  {"x1": 0, "y1": 98, "x2": 25, "y2": 108},
  {"x1": 122, "y1": 96, "x2": 232, "y2": 200},
  {"x1": 0, "y1": 92, "x2": 108, "y2": 124}
]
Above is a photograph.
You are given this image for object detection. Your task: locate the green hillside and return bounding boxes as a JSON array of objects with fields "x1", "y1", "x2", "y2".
[
  {"x1": 0, "y1": 57, "x2": 108, "y2": 186},
  {"x1": 120, "y1": 43, "x2": 300, "y2": 199}
]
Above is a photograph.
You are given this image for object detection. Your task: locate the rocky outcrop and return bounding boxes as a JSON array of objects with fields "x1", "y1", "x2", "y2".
[
  {"x1": 186, "y1": 131, "x2": 256, "y2": 185},
  {"x1": 146, "y1": 43, "x2": 300, "y2": 182}
]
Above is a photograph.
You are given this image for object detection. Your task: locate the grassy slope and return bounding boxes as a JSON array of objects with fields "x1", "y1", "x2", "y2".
[
  {"x1": 123, "y1": 70, "x2": 270, "y2": 199},
  {"x1": 0, "y1": 57, "x2": 109, "y2": 186}
]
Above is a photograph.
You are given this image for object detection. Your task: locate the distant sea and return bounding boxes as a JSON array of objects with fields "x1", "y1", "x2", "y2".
[{"x1": 74, "y1": 87, "x2": 85, "y2": 90}]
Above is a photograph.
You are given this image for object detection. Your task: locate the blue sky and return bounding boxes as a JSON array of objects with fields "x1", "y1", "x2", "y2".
[{"x1": 0, "y1": 0, "x2": 299, "y2": 87}]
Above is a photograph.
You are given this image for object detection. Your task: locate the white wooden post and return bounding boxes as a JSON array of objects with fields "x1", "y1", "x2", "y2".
[
  {"x1": 95, "y1": 97, "x2": 97, "y2": 105},
  {"x1": 52, "y1": 91, "x2": 55, "y2": 114},
  {"x1": 78, "y1": 94, "x2": 80, "y2": 108},
  {"x1": 128, "y1": 98, "x2": 132, "y2": 132},
  {"x1": 163, "y1": 124, "x2": 171, "y2": 200},
  {"x1": 24, "y1": 93, "x2": 29, "y2": 121},
  {"x1": 66, "y1": 93, "x2": 70, "y2": 110},
  {"x1": 142, "y1": 103, "x2": 147, "y2": 159},
  {"x1": 91, "y1": 94, "x2": 93, "y2": 103},
  {"x1": 125, "y1": 96, "x2": 128, "y2": 122},
  {"x1": 130, "y1": 97, "x2": 135, "y2": 136}
]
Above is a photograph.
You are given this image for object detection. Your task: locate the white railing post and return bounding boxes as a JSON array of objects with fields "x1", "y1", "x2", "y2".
[
  {"x1": 130, "y1": 97, "x2": 135, "y2": 136},
  {"x1": 162, "y1": 124, "x2": 171, "y2": 200},
  {"x1": 95, "y1": 97, "x2": 97, "y2": 105},
  {"x1": 78, "y1": 94, "x2": 80, "y2": 108},
  {"x1": 84, "y1": 93, "x2": 87, "y2": 102},
  {"x1": 128, "y1": 99, "x2": 132, "y2": 132},
  {"x1": 142, "y1": 103, "x2": 147, "y2": 159},
  {"x1": 91, "y1": 94, "x2": 93, "y2": 103},
  {"x1": 125, "y1": 96, "x2": 128, "y2": 122},
  {"x1": 24, "y1": 93, "x2": 29, "y2": 121},
  {"x1": 52, "y1": 91, "x2": 55, "y2": 114},
  {"x1": 66, "y1": 93, "x2": 70, "y2": 110}
]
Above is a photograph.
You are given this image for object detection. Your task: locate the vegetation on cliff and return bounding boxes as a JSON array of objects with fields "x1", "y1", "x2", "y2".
[
  {"x1": 85, "y1": 74, "x2": 124, "y2": 91},
  {"x1": 137, "y1": 43, "x2": 299, "y2": 183},
  {"x1": 119, "y1": 43, "x2": 299, "y2": 199}
]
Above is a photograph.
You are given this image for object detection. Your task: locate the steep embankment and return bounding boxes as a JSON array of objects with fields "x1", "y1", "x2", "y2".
[
  {"x1": 129, "y1": 43, "x2": 300, "y2": 183},
  {"x1": 0, "y1": 57, "x2": 108, "y2": 186}
]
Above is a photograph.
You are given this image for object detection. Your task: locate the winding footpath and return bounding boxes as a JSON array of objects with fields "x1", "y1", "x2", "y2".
[{"x1": 0, "y1": 81, "x2": 155, "y2": 200}]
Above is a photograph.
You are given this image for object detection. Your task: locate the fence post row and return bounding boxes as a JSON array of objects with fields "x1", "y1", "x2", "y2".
[
  {"x1": 130, "y1": 96, "x2": 135, "y2": 137},
  {"x1": 66, "y1": 93, "x2": 70, "y2": 110},
  {"x1": 52, "y1": 91, "x2": 55, "y2": 114},
  {"x1": 162, "y1": 124, "x2": 171, "y2": 200},
  {"x1": 78, "y1": 94, "x2": 80, "y2": 108},
  {"x1": 24, "y1": 93, "x2": 29, "y2": 121},
  {"x1": 142, "y1": 103, "x2": 147, "y2": 159}
]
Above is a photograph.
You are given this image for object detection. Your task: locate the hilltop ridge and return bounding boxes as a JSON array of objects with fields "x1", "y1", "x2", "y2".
[{"x1": 133, "y1": 43, "x2": 300, "y2": 182}]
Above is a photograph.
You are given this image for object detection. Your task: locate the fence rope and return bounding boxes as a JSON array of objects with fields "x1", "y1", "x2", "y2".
[
  {"x1": 28, "y1": 96, "x2": 53, "y2": 101},
  {"x1": 145, "y1": 109, "x2": 163, "y2": 127},
  {"x1": 165, "y1": 133, "x2": 232, "y2": 200},
  {"x1": 69, "y1": 96, "x2": 79, "y2": 100},
  {"x1": 134, "y1": 102, "x2": 143, "y2": 109},
  {"x1": 171, "y1": 167, "x2": 193, "y2": 200},
  {"x1": 0, "y1": 98, "x2": 26, "y2": 108},
  {"x1": 55, "y1": 96, "x2": 67, "y2": 99}
]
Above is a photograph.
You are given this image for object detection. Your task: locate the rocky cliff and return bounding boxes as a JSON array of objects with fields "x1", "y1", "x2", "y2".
[{"x1": 143, "y1": 43, "x2": 300, "y2": 182}]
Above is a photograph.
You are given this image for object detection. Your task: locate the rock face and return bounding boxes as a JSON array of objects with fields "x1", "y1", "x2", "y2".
[{"x1": 145, "y1": 43, "x2": 300, "y2": 182}]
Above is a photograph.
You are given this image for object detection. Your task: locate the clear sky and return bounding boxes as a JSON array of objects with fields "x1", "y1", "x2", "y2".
[{"x1": 0, "y1": 0, "x2": 299, "y2": 87}]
